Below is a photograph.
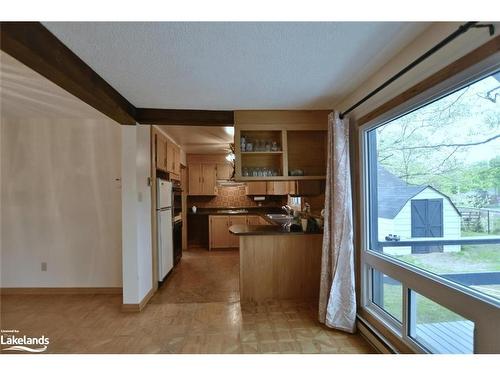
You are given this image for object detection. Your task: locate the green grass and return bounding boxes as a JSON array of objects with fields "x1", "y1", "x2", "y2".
[
  {"x1": 394, "y1": 244, "x2": 500, "y2": 274},
  {"x1": 378, "y1": 238, "x2": 500, "y2": 324},
  {"x1": 380, "y1": 284, "x2": 468, "y2": 324}
]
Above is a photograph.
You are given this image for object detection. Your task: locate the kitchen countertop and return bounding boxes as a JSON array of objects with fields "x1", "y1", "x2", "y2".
[
  {"x1": 229, "y1": 224, "x2": 323, "y2": 236},
  {"x1": 187, "y1": 207, "x2": 284, "y2": 216}
]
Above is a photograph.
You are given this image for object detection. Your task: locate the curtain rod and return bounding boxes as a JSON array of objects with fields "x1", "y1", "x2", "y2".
[{"x1": 338, "y1": 21, "x2": 496, "y2": 119}]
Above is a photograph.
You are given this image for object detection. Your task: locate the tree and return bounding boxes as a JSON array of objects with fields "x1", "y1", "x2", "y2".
[{"x1": 376, "y1": 73, "x2": 500, "y2": 203}]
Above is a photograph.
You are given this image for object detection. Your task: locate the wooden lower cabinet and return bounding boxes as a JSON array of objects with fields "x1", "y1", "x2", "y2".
[
  {"x1": 228, "y1": 216, "x2": 247, "y2": 247},
  {"x1": 209, "y1": 215, "x2": 231, "y2": 249},
  {"x1": 209, "y1": 214, "x2": 269, "y2": 250},
  {"x1": 246, "y1": 215, "x2": 261, "y2": 225}
]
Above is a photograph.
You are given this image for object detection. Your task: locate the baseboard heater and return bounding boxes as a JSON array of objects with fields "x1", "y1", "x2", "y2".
[{"x1": 356, "y1": 314, "x2": 398, "y2": 354}]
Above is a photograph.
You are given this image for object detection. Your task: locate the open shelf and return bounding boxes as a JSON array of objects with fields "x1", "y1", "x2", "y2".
[
  {"x1": 237, "y1": 176, "x2": 326, "y2": 181},
  {"x1": 287, "y1": 130, "x2": 327, "y2": 177},
  {"x1": 234, "y1": 111, "x2": 328, "y2": 181},
  {"x1": 241, "y1": 151, "x2": 283, "y2": 155}
]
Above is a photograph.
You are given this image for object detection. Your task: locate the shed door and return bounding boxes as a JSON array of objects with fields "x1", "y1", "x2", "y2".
[{"x1": 411, "y1": 198, "x2": 443, "y2": 253}]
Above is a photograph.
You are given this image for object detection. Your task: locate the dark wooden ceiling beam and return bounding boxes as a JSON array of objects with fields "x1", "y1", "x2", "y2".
[
  {"x1": 135, "y1": 108, "x2": 234, "y2": 126},
  {"x1": 0, "y1": 22, "x2": 136, "y2": 125}
]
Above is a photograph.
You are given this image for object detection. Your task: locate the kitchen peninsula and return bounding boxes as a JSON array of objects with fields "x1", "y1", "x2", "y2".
[{"x1": 229, "y1": 224, "x2": 323, "y2": 303}]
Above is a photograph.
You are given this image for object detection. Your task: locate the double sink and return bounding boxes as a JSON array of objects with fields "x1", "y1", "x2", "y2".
[{"x1": 265, "y1": 213, "x2": 293, "y2": 225}]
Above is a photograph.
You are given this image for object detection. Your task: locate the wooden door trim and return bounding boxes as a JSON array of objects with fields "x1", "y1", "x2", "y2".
[{"x1": 357, "y1": 35, "x2": 500, "y2": 126}]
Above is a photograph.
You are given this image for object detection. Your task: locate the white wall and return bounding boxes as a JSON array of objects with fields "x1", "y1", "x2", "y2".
[
  {"x1": 0, "y1": 117, "x2": 122, "y2": 287},
  {"x1": 121, "y1": 124, "x2": 152, "y2": 304}
]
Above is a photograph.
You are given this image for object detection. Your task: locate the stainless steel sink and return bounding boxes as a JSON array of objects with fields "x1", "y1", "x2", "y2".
[
  {"x1": 266, "y1": 213, "x2": 293, "y2": 225},
  {"x1": 216, "y1": 209, "x2": 248, "y2": 214}
]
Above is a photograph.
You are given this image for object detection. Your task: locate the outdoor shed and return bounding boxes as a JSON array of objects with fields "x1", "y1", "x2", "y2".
[{"x1": 377, "y1": 166, "x2": 461, "y2": 255}]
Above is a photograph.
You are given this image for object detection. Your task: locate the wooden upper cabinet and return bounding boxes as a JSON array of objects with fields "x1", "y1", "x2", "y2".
[
  {"x1": 173, "y1": 147, "x2": 181, "y2": 175},
  {"x1": 246, "y1": 181, "x2": 267, "y2": 195},
  {"x1": 266, "y1": 181, "x2": 289, "y2": 195},
  {"x1": 201, "y1": 164, "x2": 217, "y2": 195},
  {"x1": 155, "y1": 133, "x2": 168, "y2": 172},
  {"x1": 188, "y1": 163, "x2": 217, "y2": 196},
  {"x1": 234, "y1": 111, "x2": 328, "y2": 181},
  {"x1": 216, "y1": 162, "x2": 233, "y2": 180},
  {"x1": 166, "y1": 140, "x2": 175, "y2": 173},
  {"x1": 188, "y1": 163, "x2": 203, "y2": 195}
]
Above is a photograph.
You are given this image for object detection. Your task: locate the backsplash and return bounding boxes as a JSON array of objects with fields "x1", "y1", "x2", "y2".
[{"x1": 187, "y1": 185, "x2": 285, "y2": 208}]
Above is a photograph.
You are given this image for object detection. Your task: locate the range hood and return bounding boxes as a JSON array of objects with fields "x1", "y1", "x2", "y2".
[{"x1": 216, "y1": 179, "x2": 246, "y2": 187}]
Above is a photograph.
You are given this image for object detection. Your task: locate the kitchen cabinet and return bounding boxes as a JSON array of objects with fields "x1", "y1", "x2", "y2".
[
  {"x1": 228, "y1": 216, "x2": 246, "y2": 247},
  {"x1": 173, "y1": 146, "x2": 181, "y2": 175},
  {"x1": 216, "y1": 163, "x2": 233, "y2": 180},
  {"x1": 155, "y1": 130, "x2": 181, "y2": 177},
  {"x1": 155, "y1": 133, "x2": 168, "y2": 172},
  {"x1": 166, "y1": 140, "x2": 175, "y2": 173},
  {"x1": 266, "y1": 181, "x2": 289, "y2": 195},
  {"x1": 234, "y1": 111, "x2": 328, "y2": 181},
  {"x1": 246, "y1": 181, "x2": 294, "y2": 196},
  {"x1": 246, "y1": 181, "x2": 267, "y2": 195},
  {"x1": 188, "y1": 163, "x2": 217, "y2": 196},
  {"x1": 209, "y1": 215, "x2": 232, "y2": 249},
  {"x1": 246, "y1": 215, "x2": 272, "y2": 226},
  {"x1": 246, "y1": 215, "x2": 261, "y2": 225},
  {"x1": 210, "y1": 214, "x2": 272, "y2": 250}
]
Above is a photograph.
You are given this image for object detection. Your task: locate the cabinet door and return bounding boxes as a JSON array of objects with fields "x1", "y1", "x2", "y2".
[
  {"x1": 288, "y1": 181, "x2": 297, "y2": 195},
  {"x1": 246, "y1": 215, "x2": 261, "y2": 226},
  {"x1": 266, "y1": 181, "x2": 289, "y2": 195},
  {"x1": 202, "y1": 164, "x2": 217, "y2": 195},
  {"x1": 166, "y1": 140, "x2": 175, "y2": 173},
  {"x1": 228, "y1": 216, "x2": 247, "y2": 247},
  {"x1": 259, "y1": 216, "x2": 272, "y2": 225},
  {"x1": 188, "y1": 163, "x2": 203, "y2": 195},
  {"x1": 216, "y1": 163, "x2": 233, "y2": 180},
  {"x1": 246, "y1": 181, "x2": 267, "y2": 195},
  {"x1": 173, "y1": 147, "x2": 181, "y2": 175},
  {"x1": 209, "y1": 215, "x2": 230, "y2": 249},
  {"x1": 156, "y1": 134, "x2": 167, "y2": 172}
]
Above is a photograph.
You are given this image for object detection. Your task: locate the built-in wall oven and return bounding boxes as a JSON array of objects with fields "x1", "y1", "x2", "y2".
[{"x1": 173, "y1": 218, "x2": 182, "y2": 265}]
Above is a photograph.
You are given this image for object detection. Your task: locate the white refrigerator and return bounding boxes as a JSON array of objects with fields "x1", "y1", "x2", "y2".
[{"x1": 157, "y1": 178, "x2": 173, "y2": 282}]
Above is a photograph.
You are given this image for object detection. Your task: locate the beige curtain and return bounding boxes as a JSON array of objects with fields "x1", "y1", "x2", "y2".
[{"x1": 318, "y1": 111, "x2": 356, "y2": 333}]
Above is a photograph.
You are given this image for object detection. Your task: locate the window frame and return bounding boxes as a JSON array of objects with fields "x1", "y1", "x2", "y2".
[{"x1": 358, "y1": 54, "x2": 500, "y2": 354}]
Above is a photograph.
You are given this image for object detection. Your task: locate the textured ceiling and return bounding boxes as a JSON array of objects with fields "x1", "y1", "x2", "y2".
[
  {"x1": 158, "y1": 125, "x2": 234, "y2": 154},
  {"x1": 0, "y1": 51, "x2": 108, "y2": 119},
  {"x1": 43, "y1": 22, "x2": 430, "y2": 110}
]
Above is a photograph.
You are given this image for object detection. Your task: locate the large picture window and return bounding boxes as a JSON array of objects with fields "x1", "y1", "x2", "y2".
[{"x1": 362, "y1": 69, "x2": 500, "y2": 353}]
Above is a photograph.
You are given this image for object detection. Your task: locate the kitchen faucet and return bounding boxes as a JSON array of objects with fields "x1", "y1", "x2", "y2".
[{"x1": 282, "y1": 205, "x2": 293, "y2": 215}]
